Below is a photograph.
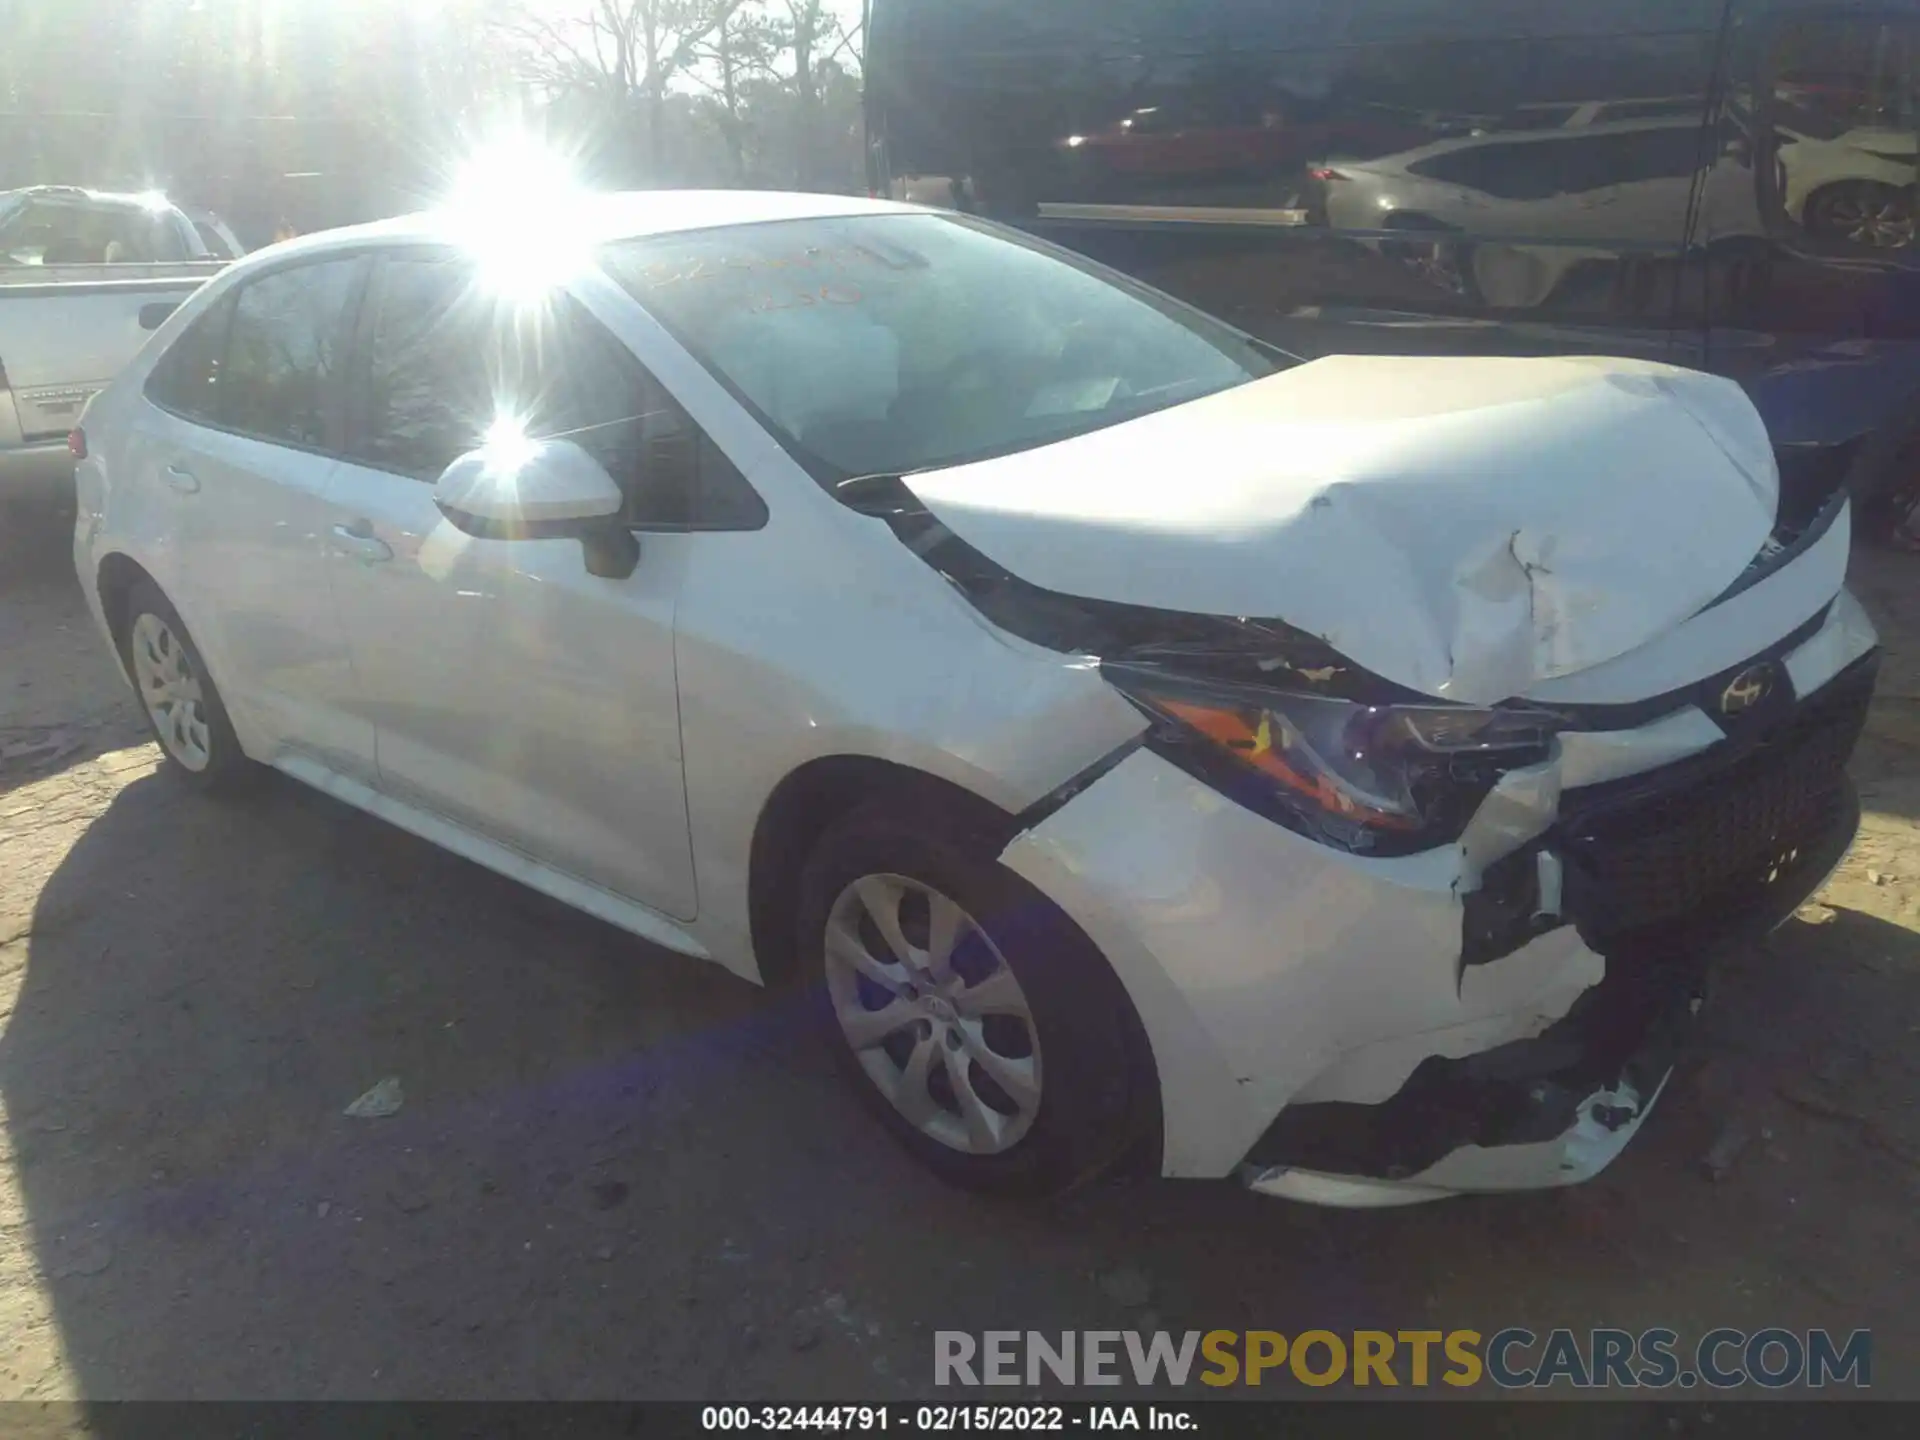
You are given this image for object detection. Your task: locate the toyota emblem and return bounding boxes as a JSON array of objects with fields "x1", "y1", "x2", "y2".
[{"x1": 1720, "y1": 664, "x2": 1776, "y2": 717}]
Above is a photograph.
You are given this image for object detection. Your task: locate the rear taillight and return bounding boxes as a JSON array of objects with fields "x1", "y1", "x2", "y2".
[
  {"x1": 1308, "y1": 167, "x2": 1349, "y2": 182},
  {"x1": 68, "y1": 427, "x2": 87, "y2": 460}
]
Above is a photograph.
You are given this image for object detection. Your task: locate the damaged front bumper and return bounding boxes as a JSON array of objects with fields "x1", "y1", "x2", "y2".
[
  {"x1": 1242, "y1": 774, "x2": 1858, "y2": 1205},
  {"x1": 1002, "y1": 595, "x2": 1878, "y2": 1205}
]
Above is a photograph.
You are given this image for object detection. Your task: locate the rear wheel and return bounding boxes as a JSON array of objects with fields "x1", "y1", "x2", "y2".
[
  {"x1": 119, "y1": 580, "x2": 252, "y2": 793},
  {"x1": 798, "y1": 799, "x2": 1145, "y2": 1196},
  {"x1": 1804, "y1": 181, "x2": 1915, "y2": 250},
  {"x1": 1379, "y1": 212, "x2": 1483, "y2": 304}
]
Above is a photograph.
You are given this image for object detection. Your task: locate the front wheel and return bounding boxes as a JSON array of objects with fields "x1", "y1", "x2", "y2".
[
  {"x1": 798, "y1": 799, "x2": 1147, "y2": 1197},
  {"x1": 119, "y1": 579, "x2": 253, "y2": 793}
]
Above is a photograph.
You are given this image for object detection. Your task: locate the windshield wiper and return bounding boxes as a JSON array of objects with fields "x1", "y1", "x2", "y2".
[
  {"x1": 834, "y1": 470, "x2": 957, "y2": 557},
  {"x1": 833, "y1": 470, "x2": 926, "y2": 518}
]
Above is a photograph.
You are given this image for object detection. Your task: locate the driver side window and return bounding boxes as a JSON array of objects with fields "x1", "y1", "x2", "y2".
[
  {"x1": 349, "y1": 258, "x2": 496, "y2": 479},
  {"x1": 350, "y1": 254, "x2": 765, "y2": 529}
]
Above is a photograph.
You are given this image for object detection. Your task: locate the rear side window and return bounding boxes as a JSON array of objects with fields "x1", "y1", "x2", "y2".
[
  {"x1": 1408, "y1": 126, "x2": 1702, "y2": 201},
  {"x1": 216, "y1": 259, "x2": 360, "y2": 448},
  {"x1": 145, "y1": 295, "x2": 234, "y2": 421},
  {"x1": 1594, "y1": 127, "x2": 1706, "y2": 185},
  {"x1": 1409, "y1": 142, "x2": 1557, "y2": 197}
]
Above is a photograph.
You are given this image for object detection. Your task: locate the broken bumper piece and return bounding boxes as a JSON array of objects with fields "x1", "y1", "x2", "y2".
[
  {"x1": 1242, "y1": 1077, "x2": 1670, "y2": 1208},
  {"x1": 1240, "y1": 774, "x2": 1861, "y2": 1206},
  {"x1": 1238, "y1": 979, "x2": 1691, "y2": 1206}
]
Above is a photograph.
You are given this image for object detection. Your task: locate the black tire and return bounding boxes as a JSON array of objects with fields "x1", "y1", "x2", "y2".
[
  {"x1": 797, "y1": 798, "x2": 1146, "y2": 1197},
  {"x1": 116, "y1": 578, "x2": 254, "y2": 795},
  {"x1": 1848, "y1": 421, "x2": 1920, "y2": 547}
]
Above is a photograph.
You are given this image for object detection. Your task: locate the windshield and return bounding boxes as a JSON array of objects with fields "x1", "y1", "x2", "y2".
[{"x1": 600, "y1": 213, "x2": 1279, "y2": 481}]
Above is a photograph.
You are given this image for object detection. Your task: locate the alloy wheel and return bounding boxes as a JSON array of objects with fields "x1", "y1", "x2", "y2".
[
  {"x1": 1820, "y1": 189, "x2": 1915, "y2": 249},
  {"x1": 823, "y1": 873, "x2": 1043, "y2": 1155}
]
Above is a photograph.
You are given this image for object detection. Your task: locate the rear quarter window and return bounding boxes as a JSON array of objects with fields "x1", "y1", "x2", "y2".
[{"x1": 144, "y1": 295, "x2": 235, "y2": 422}]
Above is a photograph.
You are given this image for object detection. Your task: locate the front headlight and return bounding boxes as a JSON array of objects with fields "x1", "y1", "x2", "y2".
[{"x1": 1104, "y1": 666, "x2": 1559, "y2": 854}]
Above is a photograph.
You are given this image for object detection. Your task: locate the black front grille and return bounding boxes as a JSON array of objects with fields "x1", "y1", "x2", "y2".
[{"x1": 1557, "y1": 654, "x2": 1877, "y2": 939}]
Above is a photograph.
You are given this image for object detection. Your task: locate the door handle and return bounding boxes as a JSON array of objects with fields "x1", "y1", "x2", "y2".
[
  {"x1": 331, "y1": 522, "x2": 394, "y2": 565},
  {"x1": 163, "y1": 464, "x2": 199, "y2": 495}
]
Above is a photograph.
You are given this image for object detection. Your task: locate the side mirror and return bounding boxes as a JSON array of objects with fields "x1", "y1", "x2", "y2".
[
  {"x1": 433, "y1": 437, "x2": 639, "y2": 579},
  {"x1": 139, "y1": 301, "x2": 181, "y2": 331}
]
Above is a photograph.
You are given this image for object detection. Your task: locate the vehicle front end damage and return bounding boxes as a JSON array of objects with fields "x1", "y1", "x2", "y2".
[
  {"x1": 995, "y1": 590, "x2": 1875, "y2": 1203},
  {"x1": 1241, "y1": 646, "x2": 1873, "y2": 1205},
  {"x1": 873, "y1": 353, "x2": 1880, "y2": 1203}
]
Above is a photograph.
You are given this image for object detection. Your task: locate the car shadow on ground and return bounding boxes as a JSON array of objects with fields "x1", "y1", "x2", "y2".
[
  {"x1": 0, "y1": 494, "x2": 145, "y2": 800},
  {"x1": 1850, "y1": 545, "x2": 1920, "y2": 822},
  {"x1": 4, "y1": 754, "x2": 1919, "y2": 1399}
]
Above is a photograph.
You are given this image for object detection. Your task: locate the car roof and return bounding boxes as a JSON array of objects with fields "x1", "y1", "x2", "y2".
[
  {"x1": 4, "y1": 185, "x2": 177, "y2": 207},
  {"x1": 256, "y1": 190, "x2": 932, "y2": 264}
]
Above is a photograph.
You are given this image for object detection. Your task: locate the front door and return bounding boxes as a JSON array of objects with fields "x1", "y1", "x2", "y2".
[{"x1": 323, "y1": 252, "x2": 699, "y2": 921}]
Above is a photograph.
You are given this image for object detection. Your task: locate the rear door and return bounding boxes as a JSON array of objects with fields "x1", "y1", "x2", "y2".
[
  {"x1": 129, "y1": 255, "x2": 376, "y2": 776},
  {"x1": 324, "y1": 251, "x2": 701, "y2": 920}
]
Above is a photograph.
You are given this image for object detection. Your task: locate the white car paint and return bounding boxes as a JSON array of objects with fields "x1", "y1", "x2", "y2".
[
  {"x1": 1007, "y1": 585, "x2": 1873, "y2": 1186},
  {"x1": 1778, "y1": 125, "x2": 1918, "y2": 224},
  {"x1": 1321, "y1": 120, "x2": 1718, "y2": 241},
  {"x1": 127, "y1": 381, "x2": 377, "y2": 778},
  {"x1": 906, "y1": 353, "x2": 1779, "y2": 703},
  {"x1": 438, "y1": 438, "x2": 626, "y2": 524},
  {"x1": 1317, "y1": 118, "x2": 1753, "y2": 309},
  {"x1": 1319, "y1": 115, "x2": 1919, "y2": 304},
  {"x1": 72, "y1": 191, "x2": 1876, "y2": 1205}
]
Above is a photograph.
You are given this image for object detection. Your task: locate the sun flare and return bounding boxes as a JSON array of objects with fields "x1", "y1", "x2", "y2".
[{"x1": 440, "y1": 134, "x2": 593, "y2": 301}]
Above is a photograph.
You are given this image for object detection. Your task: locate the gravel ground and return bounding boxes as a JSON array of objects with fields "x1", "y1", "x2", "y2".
[{"x1": 1, "y1": 490, "x2": 1917, "y2": 1402}]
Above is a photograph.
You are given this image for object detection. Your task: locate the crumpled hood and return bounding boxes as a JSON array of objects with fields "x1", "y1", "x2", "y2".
[{"x1": 904, "y1": 355, "x2": 1779, "y2": 703}]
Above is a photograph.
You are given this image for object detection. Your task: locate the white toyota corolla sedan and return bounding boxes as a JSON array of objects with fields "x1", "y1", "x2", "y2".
[{"x1": 72, "y1": 191, "x2": 1877, "y2": 1205}]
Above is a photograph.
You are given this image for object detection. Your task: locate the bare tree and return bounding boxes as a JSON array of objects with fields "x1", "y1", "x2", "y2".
[
  {"x1": 419, "y1": 0, "x2": 528, "y2": 126},
  {"x1": 759, "y1": 1, "x2": 862, "y2": 188},
  {"x1": 777, "y1": 0, "x2": 830, "y2": 188},
  {"x1": 505, "y1": 0, "x2": 729, "y2": 171},
  {"x1": 688, "y1": 1, "x2": 779, "y2": 182}
]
